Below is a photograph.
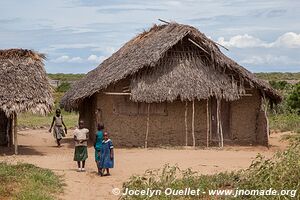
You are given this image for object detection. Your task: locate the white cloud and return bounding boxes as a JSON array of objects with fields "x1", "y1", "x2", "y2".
[
  {"x1": 87, "y1": 54, "x2": 107, "y2": 63},
  {"x1": 52, "y1": 54, "x2": 107, "y2": 64},
  {"x1": 217, "y1": 34, "x2": 269, "y2": 48},
  {"x1": 41, "y1": 43, "x2": 100, "y2": 54},
  {"x1": 52, "y1": 55, "x2": 70, "y2": 63},
  {"x1": 52, "y1": 55, "x2": 83, "y2": 63},
  {"x1": 91, "y1": 46, "x2": 115, "y2": 54},
  {"x1": 241, "y1": 54, "x2": 300, "y2": 65},
  {"x1": 69, "y1": 56, "x2": 83, "y2": 62},
  {"x1": 218, "y1": 32, "x2": 300, "y2": 49},
  {"x1": 49, "y1": 43, "x2": 99, "y2": 50},
  {"x1": 272, "y1": 32, "x2": 300, "y2": 48},
  {"x1": 164, "y1": 1, "x2": 181, "y2": 6},
  {"x1": 42, "y1": 44, "x2": 116, "y2": 55}
]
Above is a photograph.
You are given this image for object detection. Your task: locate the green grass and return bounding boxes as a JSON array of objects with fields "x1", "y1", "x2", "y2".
[
  {"x1": 255, "y1": 72, "x2": 300, "y2": 81},
  {"x1": 18, "y1": 111, "x2": 78, "y2": 129},
  {"x1": 47, "y1": 73, "x2": 85, "y2": 81},
  {"x1": 0, "y1": 163, "x2": 64, "y2": 200},
  {"x1": 47, "y1": 73, "x2": 300, "y2": 82},
  {"x1": 18, "y1": 91, "x2": 78, "y2": 129},
  {"x1": 269, "y1": 113, "x2": 300, "y2": 133},
  {"x1": 122, "y1": 142, "x2": 300, "y2": 199}
]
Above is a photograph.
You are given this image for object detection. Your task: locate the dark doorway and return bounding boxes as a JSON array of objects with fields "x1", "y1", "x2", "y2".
[
  {"x1": 0, "y1": 110, "x2": 8, "y2": 146},
  {"x1": 210, "y1": 98, "x2": 231, "y2": 141}
]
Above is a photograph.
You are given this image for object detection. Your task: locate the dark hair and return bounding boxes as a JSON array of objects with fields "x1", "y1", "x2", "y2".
[
  {"x1": 56, "y1": 109, "x2": 61, "y2": 113},
  {"x1": 97, "y1": 123, "x2": 104, "y2": 130}
]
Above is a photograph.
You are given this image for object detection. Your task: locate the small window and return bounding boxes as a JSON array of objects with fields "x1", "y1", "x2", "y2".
[
  {"x1": 113, "y1": 96, "x2": 138, "y2": 116},
  {"x1": 138, "y1": 102, "x2": 168, "y2": 116}
]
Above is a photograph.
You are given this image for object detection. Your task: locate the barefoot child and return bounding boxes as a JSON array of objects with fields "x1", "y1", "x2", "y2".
[
  {"x1": 99, "y1": 132, "x2": 114, "y2": 176},
  {"x1": 49, "y1": 109, "x2": 67, "y2": 147},
  {"x1": 94, "y1": 124, "x2": 104, "y2": 174},
  {"x1": 74, "y1": 120, "x2": 89, "y2": 172}
]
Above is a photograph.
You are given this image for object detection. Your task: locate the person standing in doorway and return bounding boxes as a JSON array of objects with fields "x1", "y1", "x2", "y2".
[
  {"x1": 49, "y1": 109, "x2": 67, "y2": 147},
  {"x1": 74, "y1": 120, "x2": 89, "y2": 172}
]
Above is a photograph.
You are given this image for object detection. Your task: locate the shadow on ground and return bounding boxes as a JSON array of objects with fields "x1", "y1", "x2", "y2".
[
  {"x1": 61, "y1": 137, "x2": 75, "y2": 149},
  {"x1": 0, "y1": 145, "x2": 45, "y2": 156}
]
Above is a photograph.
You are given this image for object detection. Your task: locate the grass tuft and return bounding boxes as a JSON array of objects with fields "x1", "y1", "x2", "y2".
[
  {"x1": 122, "y1": 143, "x2": 300, "y2": 199},
  {"x1": 0, "y1": 163, "x2": 64, "y2": 200},
  {"x1": 269, "y1": 113, "x2": 300, "y2": 133}
]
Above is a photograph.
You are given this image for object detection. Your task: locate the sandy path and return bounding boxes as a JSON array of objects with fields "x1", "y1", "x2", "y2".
[{"x1": 0, "y1": 129, "x2": 289, "y2": 200}]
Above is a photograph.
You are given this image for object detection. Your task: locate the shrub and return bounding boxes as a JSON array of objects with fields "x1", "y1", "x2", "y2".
[
  {"x1": 269, "y1": 113, "x2": 300, "y2": 133},
  {"x1": 287, "y1": 83, "x2": 300, "y2": 113},
  {"x1": 269, "y1": 80, "x2": 288, "y2": 90},
  {"x1": 122, "y1": 143, "x2": 300, "y2": 199},
  {"x1": 56, "y1": 82, "x2": 71, "y2": 93}
]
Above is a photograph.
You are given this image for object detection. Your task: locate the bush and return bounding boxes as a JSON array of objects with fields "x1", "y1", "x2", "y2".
[
  {"x1": 269, "y1": 80, "x2": 288, "y2": 90},
  {"x1": 56, "y1": 82, "x2": 71, "y2": 93},
  {"x1": 269, "y1": 113, "x2": 300, "y2": 133},
  {"x1": 287, "y1": 83, "x2": 300, "y2": 113},
  {"x1": 122, "y1": 165, "x2": 237, "y2": 200},
  {"x1": 122, "y1": 143, "x2": 300, "y2": 199},
  {"x1": 47, "y1": 73, "x2": 85, "y2": 81}
]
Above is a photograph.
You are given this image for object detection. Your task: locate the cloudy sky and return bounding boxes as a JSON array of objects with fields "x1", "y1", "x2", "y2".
[{"x1": 0, "y1": 0, "x2": 299, "y2": 73}]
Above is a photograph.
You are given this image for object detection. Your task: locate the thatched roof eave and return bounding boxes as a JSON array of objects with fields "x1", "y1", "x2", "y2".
[
  {"x1": 61, "y1": 23, "x2": 281, "y2": 110},
  {"x1": 0, "y1": 49, "x2": 54, "y2": 116}
]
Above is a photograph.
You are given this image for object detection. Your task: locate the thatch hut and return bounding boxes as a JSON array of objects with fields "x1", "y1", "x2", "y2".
[
  {"x1": 61, "y1": 23, "x2": 281, "y2": 148},
  {"x1": 0, "y1": 49, "x2": 53, "y2": 153}
]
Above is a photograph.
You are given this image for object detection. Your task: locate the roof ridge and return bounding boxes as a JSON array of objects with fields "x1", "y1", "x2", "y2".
[{"x1": 0, "y1": 49, "x2": 46, "y2": 60}]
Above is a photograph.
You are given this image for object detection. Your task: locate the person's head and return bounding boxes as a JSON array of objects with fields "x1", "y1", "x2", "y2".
[
  {"x1": 97, "y1": 124, "x2": 104, "y2": 131},
  {"x1": 78, "y1": 120, "x2": 84, "y2": 129},
  {"x1": 55, "y1": 109, "x2": 61, "y2": 116},
  {"x1": 103, "y1": 132, "x2": 109, "y2": 141}
]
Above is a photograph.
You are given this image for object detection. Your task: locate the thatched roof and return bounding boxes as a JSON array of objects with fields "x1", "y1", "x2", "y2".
[
  {"x1": 0, "y1": 49, "x2": 53, "y2": 116},
  {"x1": 61, "y1": 23, "x2": 281, "y2": 110}
]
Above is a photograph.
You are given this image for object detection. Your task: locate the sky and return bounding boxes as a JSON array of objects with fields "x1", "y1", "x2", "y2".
[{"x1": 0, "y1": 0, "x2": 300, "y2": 73}]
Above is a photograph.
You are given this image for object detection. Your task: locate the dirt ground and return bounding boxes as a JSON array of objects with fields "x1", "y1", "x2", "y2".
[{"x1": 0, "y1": 129, "x2": 290, "y2": 200}]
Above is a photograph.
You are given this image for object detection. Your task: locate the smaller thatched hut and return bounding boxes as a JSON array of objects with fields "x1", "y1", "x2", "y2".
[
  {"x1": 0, "y1": 49, "x2": 53, "y2": 154},
  {"x1": 61, "y1": 23, "x2": 281, "y2": 148}
]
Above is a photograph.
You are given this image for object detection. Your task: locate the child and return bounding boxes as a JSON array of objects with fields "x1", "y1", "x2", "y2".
[
  {"x1": 49, "y1": 109, "x2": 67, "y2": 147},
  {"x1": 74, "y1": 120, "x2": 89, "y2": 172},
  {"x1": 94, "y1": 124, "x2": 104, "y2": 174},
  {"x1": 99, "y1": 132, "x2": 114, "y2": 176}
]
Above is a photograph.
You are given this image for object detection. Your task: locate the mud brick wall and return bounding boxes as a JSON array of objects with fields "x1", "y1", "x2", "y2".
[{"x1": 79, "y1": 79, "x2": 266, "y2": 147}]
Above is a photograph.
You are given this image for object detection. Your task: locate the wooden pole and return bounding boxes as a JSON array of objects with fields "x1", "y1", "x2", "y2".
[
  {"x1": 6, "y1": 116, "x2": 11, "y2": 147},
  {"x1": 216, "y1": 99, "x2": 220, "y2": 147},
  {"x1": 217, "y1": 99, "x2": 224, "y2": 148},
  {"x1": 265, "y1": 106, "x2": 270, "y2": 148},
  {"x1": 219, "y1": 113, "x2": 224, "y2": 148},
  {"x1": 10, "y1": 117, "x2": 13, "y2": 147},
  {"x1": 158, "y1": 18, "x2": 170, "y2": 24},
  {"x1": 13, "y1": 113, "x2": 18, "y2": 155},
  {"x1": 206, "y1": 99, "x2": 210, "y2": 147},
  {"x1": 192, "y1": 100, "x2": 195, "y2": 148},
  {"x1": 145, "y1": 104, "x2": 150, "y2": 148},
  {"x1": 262, "y1": 95, "x2": 270, "y2": 147},
  {"x1": 185, "y1": 101, "x2": 188, "y2": 146},
  {"x1": 103, "y1": 92, "x2": 131, "y2": 96},
  {"x1": 188, "y1": 38, "x2": 209, "y2": 54}
]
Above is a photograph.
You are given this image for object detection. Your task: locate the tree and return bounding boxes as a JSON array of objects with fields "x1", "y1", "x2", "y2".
[
  {"x1": 269, "y1": 80, "x2": 288, "y2": 90},
  {"x1": 287, "y1": 83, "x2": 300, "y2": 113},
  {"x1": 56, "y1": 82, "x2": 71, "y2": 93}
]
